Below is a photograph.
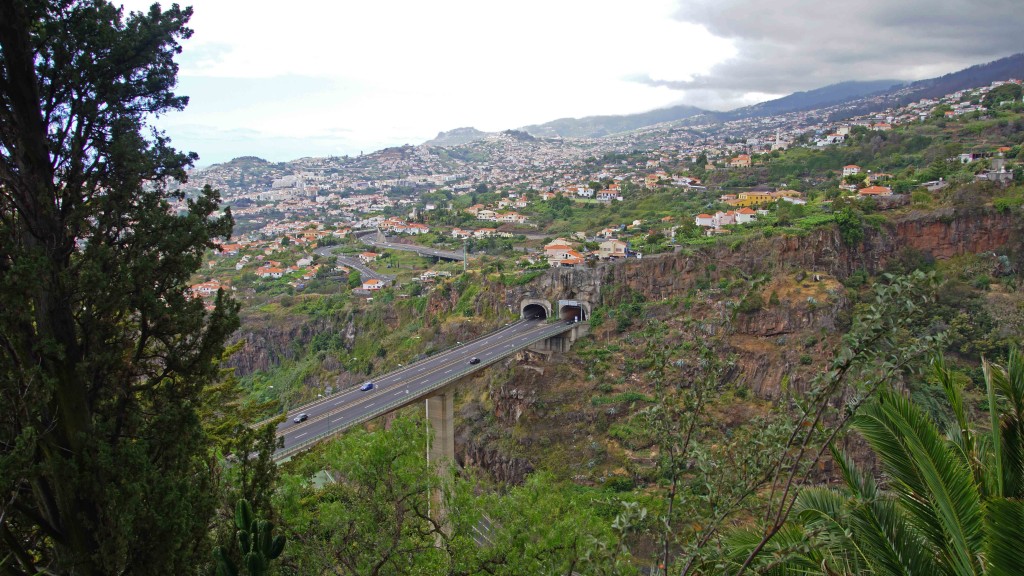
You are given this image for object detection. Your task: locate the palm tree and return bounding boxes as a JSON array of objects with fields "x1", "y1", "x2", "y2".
[{"x1": 724, "y1": 351, "x2": 1024, "y2": 575}]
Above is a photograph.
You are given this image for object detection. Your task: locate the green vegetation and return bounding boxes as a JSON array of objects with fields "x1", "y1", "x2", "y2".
[
  {"x1": 214, "y1": 499, "x2": 287, "y2": 576},
  {"x1": 7, "y1": 4, "x2": 1024, "y2": 575},
  {"x1": 727, "y1": 353, "x2": 1024, "y2": 574},
  {"x1": 275, "y1": 416, "x2": 634, "y2": 574},
  {"x1": 0, "y1": 3, "x2": 275, "y2": 574}
]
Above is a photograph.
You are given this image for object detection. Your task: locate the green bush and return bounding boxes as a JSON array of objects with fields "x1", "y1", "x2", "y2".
[
  {"x1": 603, "y1": 476, "x2": 636, "y2": 492},
  {"x1": 736, "y1": 291, "x2": 764, "y2": 314}
]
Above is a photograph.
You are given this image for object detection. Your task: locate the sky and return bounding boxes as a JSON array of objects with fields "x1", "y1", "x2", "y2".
[{"x1": 117, "y1": 0, "x2": 1024, "y2": 165}]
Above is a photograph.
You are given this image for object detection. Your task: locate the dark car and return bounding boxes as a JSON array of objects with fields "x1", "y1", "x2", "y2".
[
  {"x1": 469, "y1": 357, "x2": 481, "y2": 365},
  {"x1": 293, "y1": 413, "x2": 308, "y2": 423},
  {"x1": 360, "y1": 382, "x2": 374, "y2": 391}
]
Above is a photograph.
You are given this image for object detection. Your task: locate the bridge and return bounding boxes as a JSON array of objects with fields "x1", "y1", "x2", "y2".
[{"x1": 274, "y1": 303, "x2": 590, "y2": 462}]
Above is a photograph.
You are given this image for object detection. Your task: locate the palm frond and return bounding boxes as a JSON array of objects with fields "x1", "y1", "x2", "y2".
[
  {"x1": 855, "y1": 391, "x2": 984, "y2": 576},
  {"x1": 847, "y1": 494, "x2": 940, "y2": 576},
  {"x1": 831, "y1": 444, "x2": 877, "y2": 501},
  {"x1": 983, "y1": 498, "x2": 1024, "y2": 576},
  {"x1": 985, "y1": 349, "x2": 1024, "y2": 498},
  {"x1": 722, "y1": 523, "x2": 829, "y2": 576}
]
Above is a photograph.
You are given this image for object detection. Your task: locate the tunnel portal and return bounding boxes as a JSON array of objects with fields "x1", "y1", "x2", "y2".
[{"x1": 520, "y1": 299, "x2": 551, "y2": 320}]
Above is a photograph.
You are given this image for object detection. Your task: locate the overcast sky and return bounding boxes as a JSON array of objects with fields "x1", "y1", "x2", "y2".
[{"x1": 117, "y1": 0, "x2": 1022, "y2": 165}]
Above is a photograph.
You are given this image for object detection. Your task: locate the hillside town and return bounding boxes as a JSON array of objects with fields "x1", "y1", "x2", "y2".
[{"x1": 187, "y1": 77, "x2": 1024, "y2": 300}]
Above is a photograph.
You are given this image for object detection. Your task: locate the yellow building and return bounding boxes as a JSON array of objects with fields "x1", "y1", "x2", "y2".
[{"x1": 725, "y1": 191, "x2": 774, "y2": 207}]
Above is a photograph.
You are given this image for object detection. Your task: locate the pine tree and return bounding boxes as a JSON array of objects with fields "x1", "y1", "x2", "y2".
[{"x1": 0, "y1": 2, "x2": 238, "y2": 573}]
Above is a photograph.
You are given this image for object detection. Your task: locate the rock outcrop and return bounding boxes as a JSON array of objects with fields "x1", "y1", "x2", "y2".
[{"x1": 446, "y1": 208, "x2": 1020, "y2": 481}]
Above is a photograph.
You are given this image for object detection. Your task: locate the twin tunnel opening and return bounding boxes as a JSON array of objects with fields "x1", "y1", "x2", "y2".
[{"x1": 522, "y1": 302, "x2": 587, "y2": 323}]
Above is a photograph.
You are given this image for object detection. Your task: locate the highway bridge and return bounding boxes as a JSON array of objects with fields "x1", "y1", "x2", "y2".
[{"x1": 274, "y1": 316, "x2": 586, "y2": 462}]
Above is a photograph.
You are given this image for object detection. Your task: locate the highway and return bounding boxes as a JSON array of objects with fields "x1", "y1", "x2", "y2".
[
  {"x1": 274, "y1": 318, "x2": 576, "y2": 460},
  {"x1": 357, "y1": 231, "x2": 465, "y2": 261},
  {"x1": 313, "y1": 245, "x2": 395, "y2": 283}
]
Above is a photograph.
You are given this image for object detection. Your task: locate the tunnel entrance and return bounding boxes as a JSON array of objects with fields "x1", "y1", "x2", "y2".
[
  {"x1": 559, "y1": 305, "x2": 584, "y2": 322},
  {"x1": 522, "y1": 303, "x2": 548, "y2": 320},
  {"x1": 557, "y1": 299, "x2": 589, "y2": 323}
]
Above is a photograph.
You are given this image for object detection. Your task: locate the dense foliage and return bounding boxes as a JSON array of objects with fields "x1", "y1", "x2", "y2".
[{"x1": 0, "y1": 2, "x2": 242, "y2": 573}]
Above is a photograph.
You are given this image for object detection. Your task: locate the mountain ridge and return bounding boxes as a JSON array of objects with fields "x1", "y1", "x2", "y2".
[{"x1": 418, "y1": 52, "x2": 1024, "y2": 146}]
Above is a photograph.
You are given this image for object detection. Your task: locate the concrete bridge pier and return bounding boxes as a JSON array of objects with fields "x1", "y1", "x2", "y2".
[
  {"x1": 426, "y1": 391, "x2": 455, "y2": 466},
  {"x1": 426, "y1": 390, "x2": 455, "y2": 535},
  {"x1": 528, "y1": 322, "x2": 589, "y2": 353}
]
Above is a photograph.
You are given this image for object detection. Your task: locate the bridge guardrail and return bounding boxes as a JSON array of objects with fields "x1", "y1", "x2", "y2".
[{"x1": 273, "y1": 321, "x2": 575, "y2": 461}]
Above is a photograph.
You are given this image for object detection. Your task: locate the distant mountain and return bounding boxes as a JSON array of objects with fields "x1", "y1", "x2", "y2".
[
  {"x1": 892, "y1": 52, "x2": 1024, "y2": 103},
  {"x1": 721, "y1": 80, "x2": 904, "y2": 120},
  {"x1": 423, "y1": 127, "x2": 491, "y2": 147},
  {"x1": 815, "y1": 52, "x2": 1024, "y2": 122},
  {"x1": 519, "y1": 104, "x2": 707, "y2": 139},
  {"x1": 211, "y1": 156, "x2": 271, "y2": 169},
  {"x1": 501, "y1": 129, "x2": 536, "y2": 142},
  {"x1": 423, "y1": 53, "x2": 1024, "y2": 147}
]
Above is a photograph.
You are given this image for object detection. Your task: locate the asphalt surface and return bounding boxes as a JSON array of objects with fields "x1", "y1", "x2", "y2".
[
  {"x1": 357, "y1": 231, "x2": 465, "y2": 261},
  {"x1": 314, "y1": 245, "x2": 395, "y2": 282},
  {"x1": 275, "y1": 318, "x2": 577, "y2": 459}
]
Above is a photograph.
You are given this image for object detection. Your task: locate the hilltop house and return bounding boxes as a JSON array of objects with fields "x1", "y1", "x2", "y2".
[
  {"x1": 729, "y1": 154, "x2": 751, "y2": 168},
  {"x1": 550, "y1": 249, "x2": 585, "y2": 268},
  {"x1": 189, "y1": 280, "x2": 221, "y2": 298},
  {"x1": 858, "y1": 185, "x2": 893, "y2": 197},
  {"x1": 257, "y1": 267, "x2": 284, "y2": 279},
  {"x1": 598, "y1": 239, "x2": 628, "y2": 259},
  {"x1": 543, "y1": 239, "x2": 574, "y2": 261},
  {"x1": 725, "y1": 191, "x2": 774, "y2": 207},
  {"x1": 735, "y1": 207, "x2": 758, "y2": 224}
]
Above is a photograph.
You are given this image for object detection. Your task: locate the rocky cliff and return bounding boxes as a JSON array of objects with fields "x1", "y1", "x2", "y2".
[{"x1": 448, "y1": 208, "x2": 1021, "y2": 482}]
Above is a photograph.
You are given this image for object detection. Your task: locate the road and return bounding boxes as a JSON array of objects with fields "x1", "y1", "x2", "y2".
[
  {"x1": 356, "y1": 231, "x2": 465, "y2": 261},
  {"x1": 314, "y1": 245, "x2": 395, "y2": 283},
  {"x1": 274, "y1": 318, "x2": 576, "y2": 460}
]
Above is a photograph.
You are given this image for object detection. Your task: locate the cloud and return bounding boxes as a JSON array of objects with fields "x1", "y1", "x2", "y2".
[{"x1": 639, "y1": 0, "x2": 1024, "y2": 109}]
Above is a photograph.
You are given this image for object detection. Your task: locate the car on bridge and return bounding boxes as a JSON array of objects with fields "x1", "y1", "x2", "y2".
[
  {"x1": 469, "y1": 357, "x2": 481, "y2": 365},
  {"x1": 360, "y1": 382, "x2": 374, "y2": 391},
  {"x1": 293, "y1": 413, "x2": 308, "y2": 423}
]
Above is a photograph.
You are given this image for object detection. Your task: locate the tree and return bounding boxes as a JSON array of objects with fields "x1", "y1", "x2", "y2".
[
  {"x1": 277, "y1": 416, "x2": 633, "y2": 575},
  {"x1": 348, "y1": 269, "x2": 362, "y2": 288},
  {"x1": 983, "y1": 83, "x2": 1022, "y2": 109},
  {"x1": 834, "y1": 205, "x2": 865, "y2": 246},
  {"x1": 0, "y1": 2, "x2": 238, "y2": 574}
]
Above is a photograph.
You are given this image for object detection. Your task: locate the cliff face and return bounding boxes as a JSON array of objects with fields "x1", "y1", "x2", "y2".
[
  {"x1": 449, "y1": 209, "x2": 1021, "y2": 481},
  {"x1": 601, "y1": 209, "x2": 1018, "y2": 303},
  {"x1": 229, "y1": 315, "x2": 346, "y2": 376}
]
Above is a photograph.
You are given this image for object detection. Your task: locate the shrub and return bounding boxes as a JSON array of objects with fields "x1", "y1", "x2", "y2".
[
  {"x1": 603, "y1": 476, "x2": 636, "y2": 492},
  {"x1": 736, "y1": 291, "x2": 764, "y2": 314}
]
